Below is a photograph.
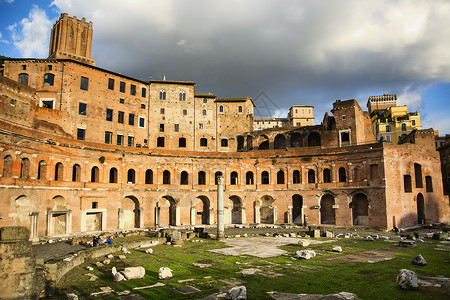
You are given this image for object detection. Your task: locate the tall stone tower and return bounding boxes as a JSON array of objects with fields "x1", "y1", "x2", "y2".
[{"x1": 48, "y1": 13, "x2": 95, "y2": 66}]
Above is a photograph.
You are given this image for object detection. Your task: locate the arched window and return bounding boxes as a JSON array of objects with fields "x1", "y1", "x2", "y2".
[
  {"x1": 145, "y1": 169, "x2": 153, "y2": 184},
  {"x1": 290, "y1": 133, "x2": 302, "y2": 147},
  {"x1": 110, "y1": 167, "x2": 118, "y2": 183},
  {"x1": 200, "y1": 138, "x2": 207, "y2": 147},
  {"x1": 179, "y1": 91, "x2": 186, "y2": 101},
  {"x1": 307, "y1": 132, "x2": 321, "y2": 147},
  {"x1": 37, "y1": 160, "x2": 47, "y2": 180},
  {"x1": 179, "y1": 137, "x2": 186, "y2": 148},
  {"x1": 44, "y1": 73, "x2": 55, "y2": 86},
  {"x1": 91, "y1": 166, "x2": 100, "y2": 182},
  {"x1": 2, "y1": 155, "x2": 13, "y2": 177},
  {"x1": 277, "y1": 170, "x2": 285, "y2": 184},
  {"x1": 261, "y1": 171, "x2": 269, "y2": 184},
  {"x1": 230, "y1": 171, "x2": 238, "y2": 185},
  {"x1": 127, "y1": 169, "x2": 136, "y2": 184},
  {"x1": 20, "y1": 158, "x2": 30, "y2": 179},
  {"x1": 72, "y1": 164, "x2": 81, "y2": 182},
  {"x1": 307, "y1": 169, "x2": 315, "y2": 183},
  {"x1": 159, "y1": 90, "x2": 166, "y2": 100},
  {"x1": 219, "y1": 105, "x2": 223, "y2": 112},
  {"x1": 163, "y1": 170, "x2": 171, "y2": 184},
  {"x1": 215, "y1": 171, "x2": 223, "y2": 185},
  {"x1": 55, "y1": 162, "x2": 64, "y2": 181},
  {"x1": 246, "y1": 171, "x2": 254, "y2": 185},
  {"x1": 338, "y1": 167, "x2": 346, "y2": 182},
  {"x1": 180, "y1": 171, "x2": 189, "y2": 185},
  {"x1": 238, "y1": 106, "x2": 243, "y2": 112},
  {"x1": 323, "y1": 168, "x2": 331, "y2": 183},
  {"x1": 293, "y1": 170, "x2": 301, "y2": 184},
  {"x1": 198, "y1": 171, "x2": 206, "y2": 185},
  {"x1": 18, "y1": 73, "x2": 28, "y2": 86},
  {"x1": 274, "y1": 134, "x2": 286, "y2": 149}
]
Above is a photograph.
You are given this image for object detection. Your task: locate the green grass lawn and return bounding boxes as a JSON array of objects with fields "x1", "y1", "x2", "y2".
[{"x1": 56, "y1": 236, "x2": 450, "y2": 299}]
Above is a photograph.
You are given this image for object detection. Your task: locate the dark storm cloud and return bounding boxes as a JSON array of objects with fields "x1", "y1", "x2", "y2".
[{"x1": 45, "y1": 0, "x2": 450, "y2": 121}]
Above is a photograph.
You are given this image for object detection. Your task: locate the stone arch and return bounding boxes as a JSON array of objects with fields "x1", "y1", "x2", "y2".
[
  {"x1": 247, "y1": 135, "x2": 254, "y2": 150},
  {"x1": 308, "y1": 169, "x2": 315, "y2": 183},
  {"x1": 91, "y1": 166, "x2": 100, "y2": 182},
  {"x1": 48, "y1": 195, "x2": 71, "y2": 235},
  {"x1": 274, "y1": 134, "x2": 286, "y2": 149},
  {"x1": 277, "y1": 170, "x2": 285, "y2": 184},
  {"x1": 307, "y1": 132, "x2": 321, "y2": 147},
  {"x1": 13, "y1": 195, "x2": 33, "y2": 228},
  {"x1": 338, "y1": 167, "x2": 347, "y2": 182},
  {"x1": 237, "y1": 135, "x2": 245, "y2": 151},
  {"x1": 109, "y1": 167, "x2": 118, "y2": 183},
  {"x1": 157, "y1": 196, "x2": 178, "y2": 226},
  {"x1": 127, "y1": 169, "x2": 136, "y2": 184},
  {"x1": 163, "y1": 170, "x2": 171, "y2": 184},
  {"x1": 38, "y1": 160, "x2": 47, "y2": 180},
  {"x1": 193, "y1": 196, "x2": 211, "y2": 225},
  {"x1": 259, "y1": 195, "x2": 276, "y2": 224},
  {"x1": 180, "y1": 171, "x2": 189, "y2": 185},
  {"x1": 246, "y1": 171, "x2": 254, "y2": 185},
  {"x1": 229, "y1": 195, "x2": 244, "y2": 224},
  {"x1": 2, "y1": 155, "x2": 13, "y2": 177},
  {"x1": 215, "y1": 171, "x2": 223, "y2": 185},
  {"x1": 119, "y1": 195, "x2": 141, "y2": 229},
  {"x1": 261, "y1": 171, "x2": 270, "y2": 184},
  {"x1": 323, "y1": 168, "x2": 331, "y2": 183},
  {"x1": 20, "y1": 157, "x2": 30, "y2": 179},
  {"x1": 320, "y1": 194, "x2": 335, "y2": 225},
  {"x1": 258, "y1": 135, "x2": 269, "y2": 150},
  {"x1": 293, "y1": 170, "x2": 301, "y2": 184},
  {"x1": 55, "y1": 162, "x2": 64, "y2": 181},
  {"x1": 351, "y1": 193, "x2": 368, "y2": 226},
  {"x1": 353, "y1": 166, "x2": 363, "y2": 182},
  {"x1": 72, "y1": 164, "x2": 81, "y2": 182},
  {"x1": 230, "y1": 171, "x2": 238, "y2": 185},
  {"x1": 417, "y1": 193, "x2": 425, "y2": 225},
  {"x1": 290, "y1": 132, "x2": 303, "y2": 148},
  {"x1": 145, "y1": 169, "x2": 153, "y2": 184}
]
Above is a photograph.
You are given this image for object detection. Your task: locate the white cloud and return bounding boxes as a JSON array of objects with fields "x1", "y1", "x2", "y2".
[
  {"x1": 0, "y1": 31, "x2": 10, "y2": 44},
  {"x1": 8, "y1": 5, "x2": 53, "y2": 58}
]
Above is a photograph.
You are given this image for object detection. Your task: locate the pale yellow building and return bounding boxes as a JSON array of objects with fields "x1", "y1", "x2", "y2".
[
  {"x1": 368, "y1": 94, "x2": 422, "y2": 143},
  {"x1": 254, "y1": 105, "x2": 314, "y2": 130}
]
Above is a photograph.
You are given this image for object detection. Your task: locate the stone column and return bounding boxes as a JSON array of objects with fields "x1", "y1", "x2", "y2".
[
  {"x1": 175, "y1": 206, "x2": 181, "y2": 226},
  {"x1": 118, "y1": 208, "x2": 124, "y2": 229},
  {"x1": 273, "y1": 206, "x2": 278, "y2": 224},
  {"x1": 254, "y1": 205, "x2": 261, "y2": 224},
  {"x1": 155, "y1": 205, "x2": 160, "y2": 227},
  {"x1": 209, "y1": 208, "x2": 214, "y2": 225},
  {"x1": 29, "y1": 212, "x2": 39, "y2": 241},
  {"x1": 241, "y1": 207, "x2": 246, "y2": 224},
  {"x1": 217, "y1": 175, "x2": 225, "y2": 240},
  {"x1": 190, "y1": 206, "x2": 196, "y2": 225},
  {"x1": 287, "y1": 206, "x2": 293, "y2": 224}
]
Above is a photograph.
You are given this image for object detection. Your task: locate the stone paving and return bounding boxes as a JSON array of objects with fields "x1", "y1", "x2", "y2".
[{"x1": 209, "y1": 237, "x2": 333, "y2": 258}]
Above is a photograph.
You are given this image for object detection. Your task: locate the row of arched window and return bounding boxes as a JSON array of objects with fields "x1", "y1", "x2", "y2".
[
  {"x1": 159, "y1": 90, "x2": 186, "y2": 101},
  {"x1": 2, "y1": 155, "x2": 357, "y2": 185},
  {"x1": 18, "y1": 73, "x2": 55, "y2": 87}
]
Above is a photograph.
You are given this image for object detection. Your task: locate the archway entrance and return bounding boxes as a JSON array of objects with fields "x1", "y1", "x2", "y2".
[
  {"x1": 417, "y1": 193, "x2": 425, "y2": 225},
  {"x1": 352, "y1": 193, "x2": 368, "y2": 226},
  {"x1": 292, "y1": 194, "x2": 303, "y2": 224},
  {"x1": 194, "y1": 196, "x2": 210, "y2": 225},
  {"x1": 320, "y1": 194, "x2": 335, "y2": 225},
  {"x1": 260, "y1": 196, "x2": 275, "y2": 224},
  {"x1": 119, "y1": 196, "x2": 140, "y2": 229},
  {"x1": 229, "y1": 196, "x2": 243, "y2": 224},
  {"x1": 157, "y1": 196, "x2": 178, "y2": 226}
]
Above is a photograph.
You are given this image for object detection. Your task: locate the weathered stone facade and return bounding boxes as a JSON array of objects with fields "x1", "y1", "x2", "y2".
[{"x1": 0, "y1": 14, "x2": 448, "y2": 238}]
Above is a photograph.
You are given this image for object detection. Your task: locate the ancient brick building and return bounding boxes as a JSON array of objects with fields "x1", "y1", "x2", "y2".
[{"x1": 0, "y1": 14, "x2": 448, "y2": 239}]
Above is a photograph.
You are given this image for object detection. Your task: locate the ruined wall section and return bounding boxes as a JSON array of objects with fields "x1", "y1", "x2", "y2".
[
  {"x1": 194, "y1": 94, "x2": 217, "y2": 151},
  {"x1": 383, "y1": 143, "x2": 448, "y2": 229},
  {"x1": 0, "y1": 75, "x2": 35, "y2": 127}
]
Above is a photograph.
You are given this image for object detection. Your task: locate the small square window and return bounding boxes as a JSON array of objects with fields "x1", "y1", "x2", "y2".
[
  {"x1": 160, "y1": 108, "x2": 165, "y2": 114},
  {"x1": 77, "y1": 128, "x2": 85, "y2": 140},
  {"x1": 203, "y1": 98, "x2": 207, "y2": 103},
  {"x1": 183, "y1": 110, "x2": 187, "y2": 115},
  {"x1": 199, "y1": 123, "x2": 204, "y2": 129},
  {"x1": 79, "y1": 103, "x2": 87, "y2": 116},
  {"x1": 129, "y1": 113, "x2": 135, "y2": 126},
  {"x1": 119, "y1": 98, "x2": 124, "y2": 104},
  {"x1": 120, "y1": 81, "x2": 125, "y2": 93},
  {"x1": 221, "y1": 139, "x2": 228, "y2": 147},
  {"x1": 108, "y1": 78, "x2": 114, "y2": 90},
  {"x1": 118, "y1": 111, "x2": 125, "y2": 123},
  {"x1": 141, "y1": 104, "x2": 146, "y2": 109},
  {"x1": 80, "y1": 76, "x2": 89, "y2": 90},
  {"x1": 139, "y1": 117, "x2": 145, "y2": 128},
  {"x1": 22, "y1": 65, "x2": 26, "y2": 70},
  {"x1": 48, "y1": 65, "x2": 52, "y2": 71},
  {"x1": 106, "y1": 108, "x2": 113, "y2": 121}
]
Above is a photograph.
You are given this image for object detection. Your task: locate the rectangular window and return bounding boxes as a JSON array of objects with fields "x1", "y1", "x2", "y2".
[
  {"x1": 108, "y1": 78, "x2": 114, "y2": 90},
  {"x1": 105, "y1": 131, "x2": 112, "y2": 144},
  {"x1": 80, "y1": 76, "x2": 89, "y2": 90},
  {"x1": 412, "y1": 120, "x2": 416, "y2": 126},
  {"x1": 139, "y1": 117, "x2": 145, "y2": 128},
  {"x1": 117, "y1": 134, "x2": 124, "y2": 145},
  {"x1": 174, "y1": 124, "x2": 179, "y2": 132},
  {"x1": 120, "y1": 81, "x2": 125, "y2": 93},
  {"x1": 118, "y1": 111, "x2": 124, "y2": 123},
  {"x1": 128, "y1": 136, "x2": 134, "y2": 147},
  {"x1": 221, "y1": 139, "x2": 228, "y2": 147},
  {"x1": 120, "y1": 98, "x2": 125, "y2": 104},
  {"x1": 385, "y1": 125, "x2": 391, "y2": 132},
  {"x1": 183, "y1": 109, "x2": 187, "y2": 115},
  {"x1": 202, "y1": 109, "x2": 206, "y2": 116},
  {"x1": 160, "y1": 108, "x2": 165, "y2": 114},
  {"x1": 106, "y1": 108, "x2": 113, "y2": 121},
  {"x1": 385, "y1": 135, "x2": 391, "y2": 142},
  {"x1": 199, "y1": 123, "x2": 204, "y2": 129},
  {"x1": 48, "y1": 65, "x2": 52, "y2": 71},
  {"x1": 129, "y1": 113, "x2": 135, "y2": 126},
  {"x1": 142, "y1": 87, "x2": 147, "y2": 98},
  {"x1": 160, "y1": 124, "x2": 164, "y2": 132},
  {"x1": 77, "y1": 128, "x2": 85, "y2": 140},
  {"x1": 78, "y1": 102, "x2": 87, "y2": 116},
  {"x1": 141, "y1": 104, "x2": 146, "y2": 109},
  {"x1": 130, "y1": 84, "x2": 136, "y2": 95}
]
